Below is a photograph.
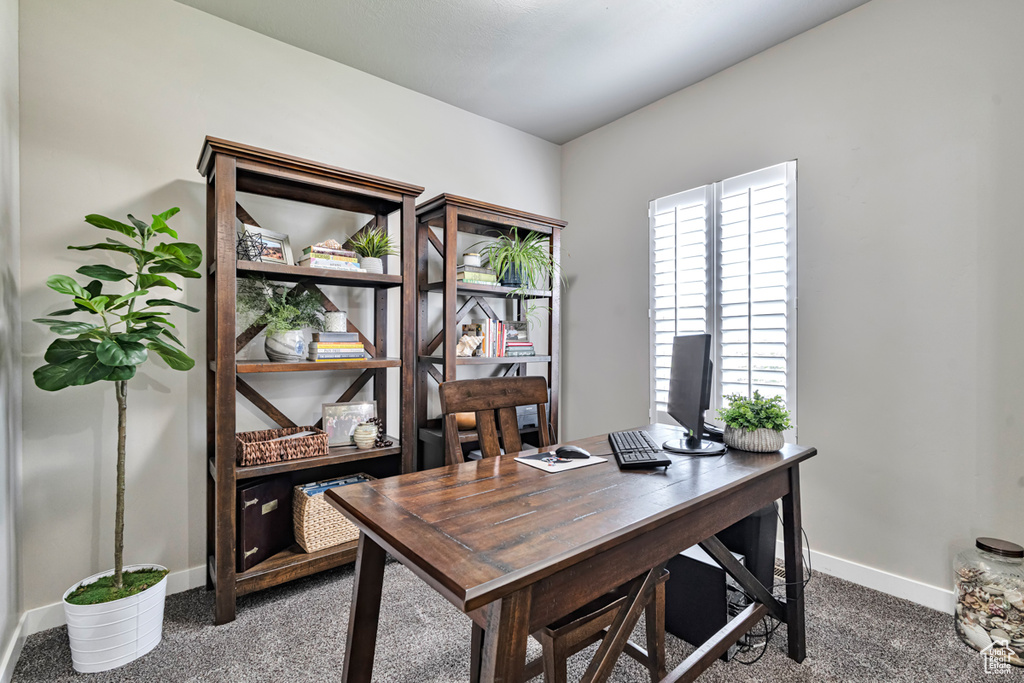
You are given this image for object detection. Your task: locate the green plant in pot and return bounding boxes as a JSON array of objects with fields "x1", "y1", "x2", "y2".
[
  {"x1": 32, "y1": 208, "x2": 201, "y2": 672},
  {"x1": 348, "y1": 226, "x2": 398, "y2": 274},
  {"x1": 716, "y1": 390, "x2": 793, "y2": 452},
  {"x1": 237, "y1": 277, "x2": 324, "y2": 362},
  {"x1": 471, "y1": 230, "x2": 561, "y2": 323}
]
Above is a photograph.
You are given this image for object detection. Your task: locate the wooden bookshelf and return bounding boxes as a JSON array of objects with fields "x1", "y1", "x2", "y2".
[
  {"x1": 414, "y1": 194, "x2": 564, "y2": 468},
  {"x1": 201, "y1": 137, "x2": 422, "y2": 624}
]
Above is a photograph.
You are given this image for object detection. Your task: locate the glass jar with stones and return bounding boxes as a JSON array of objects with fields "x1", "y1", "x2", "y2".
[{"x1": 954, "y1": 537, "x2": 1024, "y2": 666}]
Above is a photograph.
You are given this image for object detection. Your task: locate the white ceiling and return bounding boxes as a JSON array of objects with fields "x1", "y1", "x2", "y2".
[{"x1": 175, "y1": 0, "x2": 869, "y2": 144}]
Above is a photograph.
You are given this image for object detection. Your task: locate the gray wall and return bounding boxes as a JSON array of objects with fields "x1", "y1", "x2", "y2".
[
  {"x1": 560, "y1": 0, "x2": 1024, "y2": 591},
  {"x1": 0, "y1": 0, "x2": 21, "y2": 669},
  {"x1": 18, "y1": 0, "x2": 560, "y2": 613}
]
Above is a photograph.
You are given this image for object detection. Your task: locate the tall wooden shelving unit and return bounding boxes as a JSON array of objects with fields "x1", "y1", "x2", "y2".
[
  {"x1": 414, "y1": 195, "x2": 565, "y2": 465},
  {"x1": 200, "y1": 137, "x2": 422, "y2": 624}
]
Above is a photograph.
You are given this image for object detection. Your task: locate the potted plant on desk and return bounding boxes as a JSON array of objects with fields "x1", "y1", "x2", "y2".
[
  {"x1": 237, "y1": 277, "x2": 324, "y2": 362},
  {"x1": 717, "y1": 391, "x2": 793, "y2": 452},
  {"x1": 32, "y1": 208, "x2": 201, "y2": 672}
]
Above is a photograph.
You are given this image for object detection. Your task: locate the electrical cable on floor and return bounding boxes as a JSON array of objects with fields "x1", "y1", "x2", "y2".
[{"x1": 730, "y1": 512, "x2": 812, "y2": 666}]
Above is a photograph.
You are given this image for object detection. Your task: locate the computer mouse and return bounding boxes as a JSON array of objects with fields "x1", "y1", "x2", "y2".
[{"x1": 555, "y1": 445, "x2": 591, "y2": 459}]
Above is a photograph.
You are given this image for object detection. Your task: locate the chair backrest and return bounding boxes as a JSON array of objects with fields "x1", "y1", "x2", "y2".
[{"x1": 438, "y1": 376, "x2": 550, "y2": 465}]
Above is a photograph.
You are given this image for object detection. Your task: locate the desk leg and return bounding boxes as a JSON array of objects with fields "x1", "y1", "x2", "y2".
[
  {"x1": 782, "y1": 465, "x2": 806, "y2": 663},
  {"x1": 480, "y1": 588, "x2": 531, "y2": 683},
  {"x1": 342, "y1": 532, "x2": 387, "y2": 683},
  {"x1": 470, "y1": 622, "x2": 484, "y2": 683}
]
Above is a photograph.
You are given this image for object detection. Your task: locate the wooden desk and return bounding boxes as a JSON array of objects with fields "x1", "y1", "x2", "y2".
[{"x1": 327, "y1": 423, "x2": 816, "y2": 682}]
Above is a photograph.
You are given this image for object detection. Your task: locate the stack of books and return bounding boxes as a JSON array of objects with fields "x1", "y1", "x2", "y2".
[
  {"x1": 505, "y1": 320, "x2": 534, "y2": 356},
  {"x1": 505, "y1": 340, "x2": 535, "y2": 357},
  {"x1": 298, "y1": 245, "x2": 366, "y2": 273},
  {"x1": 457, "y1": 265, "x2": 498, "y2": 286},
  {"x1": 308, "y1": 332, "x2": 368, "y2": 362}
]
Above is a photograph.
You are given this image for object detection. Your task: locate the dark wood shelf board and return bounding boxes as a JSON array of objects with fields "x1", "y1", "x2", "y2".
[
  {"x1": 235, "y1": 540, "x2": 359, "y2": 596},
  {"x1": 419, "y1": 355, "x2": 550, "y2": 366},
  {"x1": 236, "y1": 440, "x2": 401, "y2": 479},
  {"x1": 236, "y1": 358, "x2": 402, "y2": 373},
  {"x1": 235, "y1": 260, "x2": 403, "y2": 288},
  {"x1": 419, "y1": 425, "x2": 539, "y2": 446},
  {"x1": 420, "y1": 281, "x2": 551, "y2": 299},
  {"x1": 415, "y1": 193, "x2": 566, "y2": 236}
]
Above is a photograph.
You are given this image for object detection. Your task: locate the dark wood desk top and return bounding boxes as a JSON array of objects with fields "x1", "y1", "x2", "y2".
[{"x1": 327, "y1": 423, "x2": 816, "y2": 613}]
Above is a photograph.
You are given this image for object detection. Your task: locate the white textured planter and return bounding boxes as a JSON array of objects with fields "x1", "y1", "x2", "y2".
[
  {"x1": 63, "y1": 564, "x2": 168, "y2": 673},
  {"x1": 265, "y1": 329, "x2": 306, "y2": 362},
  {"x1": 360, "y1": 256, "x2": 383, "y2": 274},
  {"x1": 724, "y1": 426, "x2": 784, "y2": 452}
]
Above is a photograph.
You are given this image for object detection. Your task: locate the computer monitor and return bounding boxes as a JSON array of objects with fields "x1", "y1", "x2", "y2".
[{"x1": 663, "y1": 334, "x2": 727, "y2": 455}]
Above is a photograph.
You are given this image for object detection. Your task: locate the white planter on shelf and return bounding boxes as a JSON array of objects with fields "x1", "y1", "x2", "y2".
[
  {"x1": 63, "y1": 564, "x2": 168, "y2": 673},
  {"x1": 724, "y1": 426, "x2": 784, "y2": 452},
  {"x1": 360, "y1": 256, "x2": 383, "y2": 274},
  {"x1": 265, "y1": 329, "x2": 306, "y2": 362}
]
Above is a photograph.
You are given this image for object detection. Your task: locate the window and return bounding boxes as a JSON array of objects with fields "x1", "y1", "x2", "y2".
[{"x1": 650, "y1": 161, "x2": 797, "y2": 431}]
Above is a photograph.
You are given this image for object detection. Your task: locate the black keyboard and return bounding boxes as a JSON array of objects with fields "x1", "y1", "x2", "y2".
[{"x1": 609, "y1": 430, "x2": 672, "y2": 469}]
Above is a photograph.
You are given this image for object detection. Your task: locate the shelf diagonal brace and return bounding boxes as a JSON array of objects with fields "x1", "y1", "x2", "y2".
[
  {"x1": 473, "y1": 296, "x2": 500, "y2": 320},
  {"x1": 304, "y1": 282, "x2": 378, "y2": 358},
  {"x1": 426, "y1": 228, "x2": 444, "y2": 258},
  {"x1": 499, "y1": 363, "x2": 523, "y2": 378},
  {"x1": 425, "y1": 297, "x2": 480, "y2": 356},
  {"x1": 236, "y1": 376, "x2": 297, "y2": 428},
  {"x1": 313, "y1": 369, "x2": 375, "y2": 429},
  {"x1": 425, "y1": 364, "x2": 445, "y2": 386}
]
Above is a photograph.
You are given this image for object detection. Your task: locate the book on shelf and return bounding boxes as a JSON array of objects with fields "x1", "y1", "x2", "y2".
[
  {"x1": 456, "y1": 271, "x2": 498, "y2": 283},
  {"x1": 298, "y1": 256, "x2": 367, "y2": 272},
  {"x1": 309, "y1": 341, "x2": 363, "y2": 349},
  {"x1": 312, "y1": 332, "x2": 359, "y2": 342},
  {"x1": 302, "y1": 245, "x2": 359, "y2": 259},
  {"x1": 456, "y1": 265, "x2": 496, "y2": 275},
  {"x1": 312, "y1": 356, "x2": 370, "y2": 362}
]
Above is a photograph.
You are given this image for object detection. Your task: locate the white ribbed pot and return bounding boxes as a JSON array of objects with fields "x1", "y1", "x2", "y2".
[
  {"x1": 724, "y1": 426, "x2": 784, "y2": 452},
  {"x1": 360, "y1": 256, "x2": 383, "y2": 274},
  {"x1": 63, "y1": 564, "x2": 168, "y2": 673}
]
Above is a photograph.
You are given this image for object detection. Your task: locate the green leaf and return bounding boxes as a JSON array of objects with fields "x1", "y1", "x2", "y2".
[
  {"x1": 126, "y1": 214, "x2": 150, "y2": 239},
  {"x1": 46, "y1": 275, "x2": 87, "y2": 299},
  {"x1": 84, "y1": 280, "x2": 103, "y2": 299},
  {"x1": 34, "y1": 353, "x2": 113, "y2": 390},
  {"x1": 153, "y1": 242, "x2": 202, "y2": 268},
  {"x1": 97, "y1": 338, "x2": 148, "y2": 366},
  {"x1": 84, "y1": 214, "x2": 136, "y2": 238},
  {"x1": 33, "y1": 318, "x2": 98, "y2": 335},
  {"x1": 68, "y1": 242, "x2": 135, "y2": 255},
  {"x1": 138, "y1": 273, "x2": 179, "y2": 290},
  {"x1": 146, "y1": 297, "x2": 199, "y2": 312},
  {"x1": 155, "y1": 207, "x2": 180, "y2": 222},
  {"x1": 107, "y1": 365, "x2": 137, "y2": 381},
  {"x1": 33, "y1": 363, "x2": 78, "y2": 391},
  {"x1": 148, "y1": 262, "x2": 201, "y2": 278},
  {"x1": 119, "y1": 326, "x2": 164, "y2": 342},
  {"x1": 110, "y1": 289, "x2": 149, "y2": 309},
  {"x1": 159, "y1": 328, "x2": 185, "y2": 348},
  {"x1": 146, "y1": 341, "x2": 195, "y2": 371},
  {"x1": 150, "y1": 214, "x2": 178, "y2": 239},
  {"x1": 77, "y1": 264, "x2": 130, "y2": 281},
  {"x1": 47, "y1": 308, "x2": 81, "y2": 316},
  {"x1": 43, "y1": 339, "x2": 98, "y2": 365}
]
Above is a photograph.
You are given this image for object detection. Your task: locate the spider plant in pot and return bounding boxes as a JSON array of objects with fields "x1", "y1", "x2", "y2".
[
  {"x1": 716, "y1": 391, "x2": 793, "y2": 452},
  {"x1": 237, "y1": 277, "x2": 324, "y2": 362},
  {"x1": 348, "y1": 226, "x2": 398, "y2": 274},
  {"x1": 472, "y1": 230, "x2": 562, "y2": 323},
  {"x1": 32, "y1": 208, "x2": 201, "y2": 673}
]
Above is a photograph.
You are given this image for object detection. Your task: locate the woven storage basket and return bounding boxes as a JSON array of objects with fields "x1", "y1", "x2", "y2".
[
  {"x1": 235, "y1": 426, "x2": 329, "y2": 467},
  {"x1": 294, "y1": 474, "x2": 375, "y2": 553}
]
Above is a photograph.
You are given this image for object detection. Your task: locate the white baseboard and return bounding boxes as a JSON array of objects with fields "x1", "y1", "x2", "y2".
[
  {"x1": 777, "y1": 541, "x2": 954, "y2": 614},
  {"x1": 21, "y1": 565, "x2": 206, "y2": 638},
  {"x1": 0, "y1": 612, "x2": 27, "y2": 683}
]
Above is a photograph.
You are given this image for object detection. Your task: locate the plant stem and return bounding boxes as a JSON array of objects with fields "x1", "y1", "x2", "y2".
[{"x1": 114, "y1": 380, "x2": 127, "y2": 589}]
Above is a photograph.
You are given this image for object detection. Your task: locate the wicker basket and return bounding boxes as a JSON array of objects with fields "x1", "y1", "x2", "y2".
[
  {"x1": 235, "y1": 426, "x2": 329, "y2": 467},
  {"x1": 294, "y1": 474, "x2": 375, "y2": 553}
]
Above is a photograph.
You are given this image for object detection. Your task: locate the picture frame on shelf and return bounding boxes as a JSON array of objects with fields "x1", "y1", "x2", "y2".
[
  {"x1": 322, "y1": 401, "x2": 376, "y2": 447},
  {"x1": 506, "y1": 321, "x2": 529, "y2": 342},
  {"x1": 237, "y1": 222, "x2": 294, "y2": 265}
]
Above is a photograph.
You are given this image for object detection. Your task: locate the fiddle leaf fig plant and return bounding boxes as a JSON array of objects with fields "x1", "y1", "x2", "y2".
[{"x1": 33, "y1": 208, "x2": 202, "y2": 595}]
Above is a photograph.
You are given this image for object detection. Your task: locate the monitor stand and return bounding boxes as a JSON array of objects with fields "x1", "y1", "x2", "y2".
[{"x1": 663, "y1": 436, "x2": 727, "y2": 455}]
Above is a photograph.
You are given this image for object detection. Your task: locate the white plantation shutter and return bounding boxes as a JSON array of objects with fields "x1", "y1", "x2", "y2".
[
  {"x1": 650, "y1": 161, "x2": 797, "y2": 429},
  {"x1": 650, "y1": 186, "x2": 712, "y2": 414}
]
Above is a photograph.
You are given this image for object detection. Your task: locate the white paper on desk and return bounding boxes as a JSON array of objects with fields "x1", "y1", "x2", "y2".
[{"x1": 514, "y1": 452, "x2": 607, "y2": 473}]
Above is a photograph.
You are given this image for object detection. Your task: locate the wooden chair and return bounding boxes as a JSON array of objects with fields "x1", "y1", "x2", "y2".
[{"x1": 439, "y1": 376, "x2": 668, "y2": 683}]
